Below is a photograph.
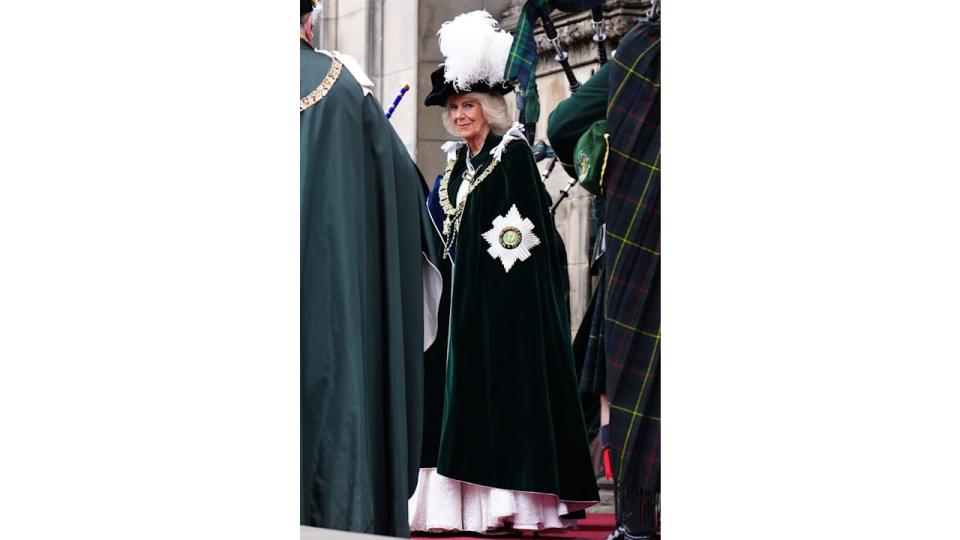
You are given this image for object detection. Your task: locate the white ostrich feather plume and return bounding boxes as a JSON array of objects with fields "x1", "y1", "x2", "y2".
[{"x1": 438, "y1": 10, "x2": 513, "y2": 91}]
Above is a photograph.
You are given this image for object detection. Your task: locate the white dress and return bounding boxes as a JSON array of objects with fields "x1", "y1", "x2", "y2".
[{"x1": 408, "y1": 468, "x2": 593, "y2": 533}]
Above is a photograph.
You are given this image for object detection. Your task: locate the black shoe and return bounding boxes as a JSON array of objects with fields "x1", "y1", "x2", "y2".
[
  {"x1": 604, "y1": 526, "x2": 625, "y2": 540},
  {"x1": 623, "y1": 529, "x2": 655, "y2": 540}
]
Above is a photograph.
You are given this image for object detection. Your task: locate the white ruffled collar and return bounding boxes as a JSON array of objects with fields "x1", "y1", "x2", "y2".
[{"x1": 439, "y1": 123, "x2": 528, "y2": 165}]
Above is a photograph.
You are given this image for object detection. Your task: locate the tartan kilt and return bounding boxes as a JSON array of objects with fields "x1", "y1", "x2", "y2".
[
  {"x1": 579, "y1": 274, "x2": 606, "y2": 395},
  {"x1": 582, "y1": 20, "x2": 661, "y2": 534}
]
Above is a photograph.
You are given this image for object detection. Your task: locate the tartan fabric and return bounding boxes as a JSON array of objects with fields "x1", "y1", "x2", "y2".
[
  {"x1": 504, "y1": 0, "x2": 606, "y2": 92},
  {"x1": 504, "y1": 0, "x2": 546, "y2": 92},
  {"x1": 579, "y1": 275, "x2": 606, "y2": 394},
  {"x1": 595, "y1": 20, "x2": 660, "y2": 534},
  {"x1": 522, "y1": 70, "x2": 540, "y2": 123}
]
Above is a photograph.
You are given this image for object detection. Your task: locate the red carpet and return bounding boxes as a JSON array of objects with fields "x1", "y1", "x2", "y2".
[{"x1": 412, "y1": 513, "x2": 616, "y2": 540}]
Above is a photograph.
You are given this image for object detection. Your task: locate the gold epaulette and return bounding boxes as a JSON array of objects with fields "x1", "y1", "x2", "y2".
[{"x1": 300, "y1": 58, "x2": 342, "y2": 113}]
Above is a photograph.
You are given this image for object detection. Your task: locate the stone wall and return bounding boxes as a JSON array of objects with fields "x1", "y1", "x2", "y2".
[{"x1": 318, "y1": 0, "x2": 421, "y2": 158}]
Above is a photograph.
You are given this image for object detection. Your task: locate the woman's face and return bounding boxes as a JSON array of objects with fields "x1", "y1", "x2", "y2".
[{"x1": 447, "y1": 94, "x2": 490, "y2": 142}]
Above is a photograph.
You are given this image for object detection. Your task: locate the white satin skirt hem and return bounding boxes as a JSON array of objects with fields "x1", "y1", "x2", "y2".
[{"x1": 408, "y1": 468, "x2": 593, "y2": 533}]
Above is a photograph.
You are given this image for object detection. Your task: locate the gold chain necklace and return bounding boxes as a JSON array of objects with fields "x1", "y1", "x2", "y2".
[
  {"x1": 438, "y1": 147, "x2": 503, "y2": 259},
  {"x1": 300, "y1": 57, "x2": 342, "y2": 112}
]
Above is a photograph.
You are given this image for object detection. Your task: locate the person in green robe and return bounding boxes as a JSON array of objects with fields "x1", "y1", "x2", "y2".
[
  {"x1": 547, "y1": 60, "x2": 612, "y2": 179},
  {"x1": 300, "y1": 1, "x2": 443, "y2": 536},
  {"x1": 408, "y1": 10, "x2": 599, "y2": 534}
]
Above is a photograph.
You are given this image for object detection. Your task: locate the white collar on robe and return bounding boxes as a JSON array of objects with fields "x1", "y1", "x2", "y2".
[{"x1": 316, "y1": 50, "x2": 374, "y2": 96}]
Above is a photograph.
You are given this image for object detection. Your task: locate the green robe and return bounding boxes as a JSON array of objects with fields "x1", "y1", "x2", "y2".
[
  {"x1": 300, "y1": 41, "x2": 441, "y2": 537},
  {"x1": 547, "y1": 60, "x2": 611, "y2": 179},
  {"x1": 426, "y1": 133, "x2": 599, "y2": 505}
]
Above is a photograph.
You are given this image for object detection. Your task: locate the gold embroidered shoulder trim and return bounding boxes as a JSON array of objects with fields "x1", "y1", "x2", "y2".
[{"x1": 300, "y1": 58, "x2": 342, "y2": 113}]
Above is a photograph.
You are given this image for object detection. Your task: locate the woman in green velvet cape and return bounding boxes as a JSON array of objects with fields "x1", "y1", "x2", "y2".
[{"x1": 409, "y1": 10, "x2": 598, "y2": 534}]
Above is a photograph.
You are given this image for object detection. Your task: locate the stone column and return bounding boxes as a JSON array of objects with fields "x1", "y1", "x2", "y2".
[
  {"x1": 382, "y1": 0, "x2": 420, "y2": 157},
  {"x1": 321, "y1": 0, "x2": 370, "y2": 75},
  {"x1": 319, "y1": 1, "x2": 420, "y2": 156}
]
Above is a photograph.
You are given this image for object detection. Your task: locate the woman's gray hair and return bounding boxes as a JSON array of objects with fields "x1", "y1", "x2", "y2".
[{"x1": 441, "y1": 92, "x2": 513, "y2": 139}]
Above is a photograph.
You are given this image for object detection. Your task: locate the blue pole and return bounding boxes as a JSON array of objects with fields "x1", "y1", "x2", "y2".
[{"x1": 385, "y1": 84, "x2": 410, "y2": 120}]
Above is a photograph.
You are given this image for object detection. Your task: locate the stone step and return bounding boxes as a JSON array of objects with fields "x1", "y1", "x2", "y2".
[{"x1": 587, "y1": 478, "x2": 615, "y2": 513}]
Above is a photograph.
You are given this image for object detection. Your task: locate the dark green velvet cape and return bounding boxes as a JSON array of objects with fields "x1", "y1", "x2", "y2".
[
  {"x1": 425, "y1": 133, "x2": 599, "y2": 504},
  {"x1": 301, "y1": 41, "x2": 439, "y2": 537}
]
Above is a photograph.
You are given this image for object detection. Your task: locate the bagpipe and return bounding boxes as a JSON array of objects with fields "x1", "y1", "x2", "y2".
[
  {"x1": 507, "y1": 0, "x2": 613, "y2": 142},
  {"x1": 509, "y1": 1, "x2": 611, "y2": 214},
  {"x1": 510, "y1": 1, "x2": 660, "y2": 214}
]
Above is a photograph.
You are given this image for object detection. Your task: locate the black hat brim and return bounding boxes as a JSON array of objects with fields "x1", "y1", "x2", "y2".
[{"x1": 423, "y1": 67, "x2": 514, "y2": 107}]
